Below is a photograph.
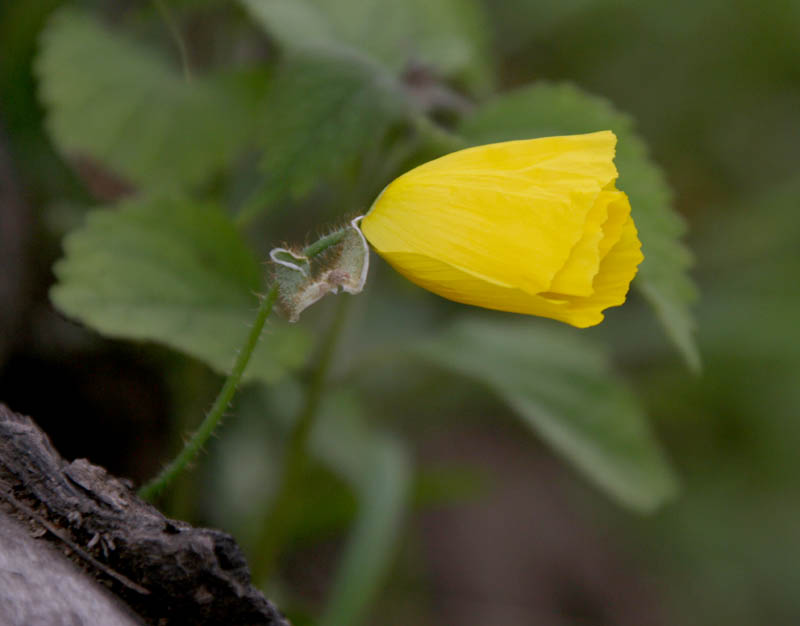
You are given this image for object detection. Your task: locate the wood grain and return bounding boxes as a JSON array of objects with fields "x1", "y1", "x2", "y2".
[{"x1": 0, "y1": 404, "x2": 289, "y2": 626}]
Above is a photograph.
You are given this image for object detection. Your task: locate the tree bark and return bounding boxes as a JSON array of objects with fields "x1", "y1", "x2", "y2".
[
  {"x1": 0, "y1": 510, "x2": 143, "y2": 626},
  {"x1": 0, "y1": 404, "x2": 289, "y2": 626}
]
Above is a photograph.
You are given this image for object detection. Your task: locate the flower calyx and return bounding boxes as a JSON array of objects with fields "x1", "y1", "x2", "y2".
[{"x1": 270, "y1": 217, "x2": 369, "y2": 322}]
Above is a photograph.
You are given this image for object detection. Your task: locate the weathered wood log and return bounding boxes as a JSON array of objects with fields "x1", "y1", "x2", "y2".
[
  {"x1": 0, "y1": 510, "x2": 144, "y2": 625},
  {"x1": 0, "y1": 404, "x2": 289, "y2": 626}
]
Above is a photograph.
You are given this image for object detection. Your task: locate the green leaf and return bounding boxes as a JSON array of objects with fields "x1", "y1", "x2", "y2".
[
  {"x1": 696, "y1": 178, "x2": 800, "y2": 362},
  {"x1": 36, "y1": 9, "x2": 247, "y2": 189},
  {"x1": 240, "y1": 0, "x2": 492, "y2": 90},
  {"x1": 240, "y1": 0, "x2": 340, "y2": 53},
  {"x1": 240, "y1": 51, "x2": 408, "y2": 221},
  {"x1": 413, "y1": 317, "x2": 677, "y2": 511},
  {"x1": 460, "y1": 82, "x2": 700, "y2": 371},
  {"x1": 312, "y1": 391, "x2": 411, "y2": 626},
  {"x1": 319, "y1": 439, "x2": 409, "y2": 626},
  {"x1": 51, "y1": 193, "x2": 310, "y2": 383},
  {"x1": 483, "y1": 0, "x2": 605, "y2": 56}
]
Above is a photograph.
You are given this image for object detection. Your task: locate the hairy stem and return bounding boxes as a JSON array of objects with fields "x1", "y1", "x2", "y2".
[
  {"x1": 138, "y1": 285, "x2": 279, "y2": 501},
  {"x1": 137, "y1": 227, "x2": 355, "y2": 502},
  {"x1": 302, "y1": 228, "x2": 347, "y2": 258},
  {"x1": 252, "y1": 295, "x2": 351, "y2": 585}
]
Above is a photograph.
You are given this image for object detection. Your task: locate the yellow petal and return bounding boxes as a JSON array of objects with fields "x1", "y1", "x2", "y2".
[
  {"x1": 597, "y1": 190, "x2": 630, "y2": 260},
  {"x1": 360, "y1": 131, "x2": 644, "y2": 328},
  {"x1": 361, "y1": 131, "x2": 619, "y2": 294},
  {"x1": 376, "y1": 248, "x2": 580, "y2": 320},
  {"x1": 544, "y1": 215, "x2": 644, "y2": 327},
  {"x1": 547, "y1": 189, "x2": 632, "y2": 296},
  {"x1": 377, "y1": 213, "x2": 641, "y2": 328}
]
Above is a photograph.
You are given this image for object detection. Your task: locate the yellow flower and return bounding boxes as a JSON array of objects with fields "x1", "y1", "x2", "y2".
[{"x1": 360, "y1": 130, "x2": 643, "y2": 328}]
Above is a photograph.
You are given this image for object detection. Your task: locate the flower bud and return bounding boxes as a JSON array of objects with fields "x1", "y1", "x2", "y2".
[{"x1": 359, "y1": 131, "x2": 643, "y2": 327}]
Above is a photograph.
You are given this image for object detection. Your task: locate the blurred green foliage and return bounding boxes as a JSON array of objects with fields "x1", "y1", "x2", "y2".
[
  {"x1": 36, "y1": 9, "x2": 251, "y2": 189},
  {"x1": 51, "y1": 191, "x2": 310, "y2": 383},
  {"x1": 240, "y1": 0, "x2": 493, "y2": 90},
  {"x1": 1, "y1": 0, "x2": 798, "y2": 624},
  {"x1": 248, "y1": 51, "x2": 409, "y2": 219},
  {"x1": 415, "y1": 318, "x2": 676, "y2": 511}
]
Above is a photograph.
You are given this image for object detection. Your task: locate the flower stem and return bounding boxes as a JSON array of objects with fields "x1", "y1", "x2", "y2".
[
  {"x1": 138, "y1": 284, "x2": 279, "y2": 501},
  {"x1": 152, "y1": 0, "x2": 192, "y2": 82},
  {"x1": 251, "y1": 295, "x2": 351, "y2": 585},
  {"x1": 137, "y1": 227, "x2": 354, "y2": 503},
  {"x1": 302, "y1": 229, "x2": 347, "y2": 258}
]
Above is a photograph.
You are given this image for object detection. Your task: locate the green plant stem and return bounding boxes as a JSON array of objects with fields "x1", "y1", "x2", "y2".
[
  {"x1": 252, "y1": 295, "x2": 351, "y2": 585},
  {"x1": 164, "y1": 358, "x2": 218, "y2": 519},
  {"x1": 138, "y1": 285, "x2": 279, "y2": 501},
  {"x1": 152, "y1": 0, "x2": 192, "y2": 82},
  {"x1": 137, "y1": 228, "x2": 353, "y2": 502},
  {"x1": 302, "y1": 228, "x2": 347, "y2": 257}
]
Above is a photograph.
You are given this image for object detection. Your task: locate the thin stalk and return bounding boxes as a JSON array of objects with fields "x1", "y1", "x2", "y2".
[
  {"x1": 252, "y1": 295, "x2": 351, "y2": 585},
  {"x1": 138, "y1": 285, "x2": 279, "y2": 501},
  {"x1": 164, "y1": 358, "x2": 218, "y2": 520},
  {"x1": 152, "y1": 0, "x2": 192, "y2": 82},
  {"x1": 302, "y1": 228, "x2": 347, "y2": 258},
  {"x1": 137, "y1": 228, "x2": 353, "y2": 502}
]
